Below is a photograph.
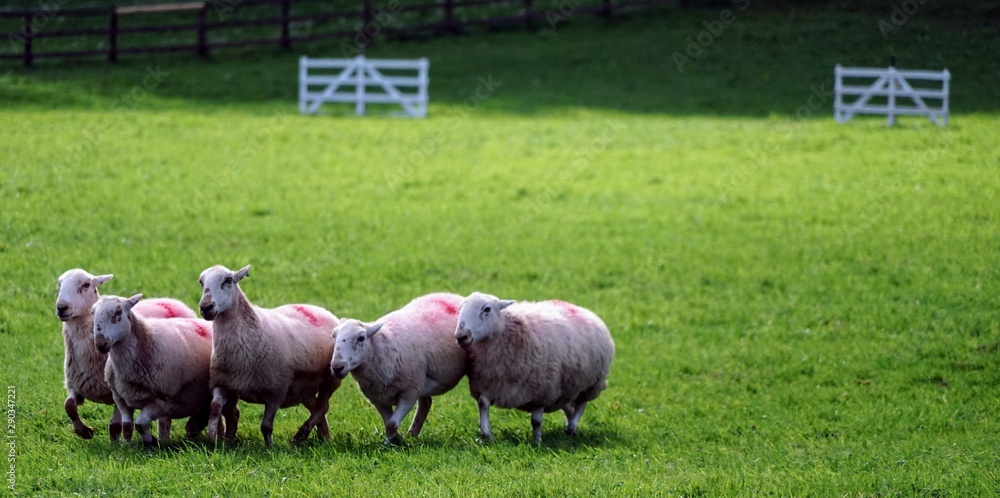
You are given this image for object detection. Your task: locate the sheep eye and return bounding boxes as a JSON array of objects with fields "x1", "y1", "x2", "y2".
[
  {"x1": 357, "y1": 336, "x2": 365, "y2": 343},
  {"x1": 483, "y1": 306, "x2": 491, "y2": 314},
  {"x1": 82, "y1": 282, "x2": 90, "y2": 289},
  {"x1": 224, "y1": 277, "x2": 233, "y2": 286}
]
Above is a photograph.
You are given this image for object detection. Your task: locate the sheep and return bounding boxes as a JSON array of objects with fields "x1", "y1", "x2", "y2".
[
  {"x1": 55, "y1": 268, "x2": 197, "y2": 441},
  {"x1": 197, "y1": 264, "x2": 341, "y2": 446},
  {"x1": 92, "y1": 294, "x2": 215, "y2": 447},
  {"x1": 330, "y1": 292, "x2": 467, "y2": 444},
  {"x1": 454, "y1": 292, "x2": 614, "y2": 446}
]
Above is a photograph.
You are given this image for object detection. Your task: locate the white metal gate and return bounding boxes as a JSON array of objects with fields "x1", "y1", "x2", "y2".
[
  {"x1": 299, "y1": 56, "x2": 429, "y2": 118},
  {"x1": 834, "y1": 65, "x2": 950, "y2": 126}
]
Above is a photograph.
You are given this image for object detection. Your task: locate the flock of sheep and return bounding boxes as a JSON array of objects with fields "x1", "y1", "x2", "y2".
[{"x1": 55, "y1": 265, "x2": 615, "y2": 447}]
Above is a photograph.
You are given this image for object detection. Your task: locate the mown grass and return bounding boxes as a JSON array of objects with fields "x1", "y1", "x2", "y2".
[{"x1": 2, "y1": 4, "x2": 999, "y2": 496}]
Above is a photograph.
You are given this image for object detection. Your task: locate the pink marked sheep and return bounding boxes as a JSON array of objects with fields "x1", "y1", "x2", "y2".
[
  {"x1": 92, "y1": 294, "x2": 214, "y2": 447},
  {"x1": 55, "y1": 268, "x2": 197, "y2": 441},
  {"x1": 455, "y1": 292, "x2": 614, "y2": 446},
  {"x1": 330, "y1": 292, "x2": 467, "y2": 444},
  {"x1": 198, "y1": 264, "x2": 341, "y2": 446}
]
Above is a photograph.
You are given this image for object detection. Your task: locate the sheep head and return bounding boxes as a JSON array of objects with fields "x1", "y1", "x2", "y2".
[
  {"x1": 92, "y1": 294, "x2": 142, "y2": 354},
  {"x1": 330, "y1": 319, "x2": 382, "y2": 379},
  {"x1": 455, "y1": 292, "x2": 514, "y2": 349},
  {"x1": 198, "y1": 264, "x2": 250, "y2": 320},
  {"x1": 56, "y1": 269, "x2": 113, "y2": 321}
]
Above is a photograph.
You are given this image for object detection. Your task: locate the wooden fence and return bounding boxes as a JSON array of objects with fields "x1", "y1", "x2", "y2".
[{"x1": 1, "y1": 0, "x2": 673, "y2": 66}]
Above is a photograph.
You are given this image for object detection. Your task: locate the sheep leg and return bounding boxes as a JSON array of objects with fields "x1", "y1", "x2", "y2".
[
  {"x1": 65, "y1": 392, "x2": 94, "y2": 440},
  {"x1": 312, "y1": 379, "x2": 339, "y2": 441},
  {"x1": 530, "y1": 409, "x2": 544, "y2": 447},
  {"x1": 561, "y1": 403, "x2": 575, "y2": 425},
  {"x1": 135, "y1": 405, "x2": 167, "y2": 448},
  {"x1": 293, "y1": 381, "x2": 337, "y2": 443},
  {"x1": 157, "y1": 418, "x2": 172, "y2": 445},
  {"x1": 186, "y1": 407, "x2": 210, "y2": 439},
  {"x1": 477, "y1": 397, "x2": 494, "y2": 443},
  {"x1": 292, "y1": 397, "x2": 319, "y2": 444},
  {"x1": 260, "y1": 403, "x2": 281, "y2": 446},
  {"x1": 206, "y1": 387, "x2": 229, "y2": 443},
  {"x1": 406, "y1": 397, "x2": 432, "y2": 438},
  {"x1": 122, "y1": 408, "x2": 134, "y2": 442},
  {"x1": 222, "y1": 397, "x2": 240, "y2": 441},
  {"x1": 565, "y1": 401, "x2": 588, "y2": 436},
  {"x1": 383, "y1": 398, "x2": 417, "y2": 445},
  {"x1": 109, "y1": 406, "x2": 123, "y2": 442},
  {"x1": 112, "y1": 392, "x2": 133, "y2": 444}
]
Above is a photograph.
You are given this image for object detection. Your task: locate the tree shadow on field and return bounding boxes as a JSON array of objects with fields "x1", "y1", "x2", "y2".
[{"x1": 2, "y1": 5, "x2": 998, "y2": 116}]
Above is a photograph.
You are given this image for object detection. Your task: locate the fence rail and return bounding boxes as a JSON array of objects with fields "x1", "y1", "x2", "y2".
[{"x1": 1, "y1": 0, "x2": 673, "y2": 65}]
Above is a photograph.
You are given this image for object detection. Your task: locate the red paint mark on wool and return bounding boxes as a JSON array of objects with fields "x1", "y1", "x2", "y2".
[
  {"x1": 290, "y1": 305, "x2": 323, "y2": 327},
  {"x1": 433, "y1": 298, "x2": 459, "y2": 316},
  {"x1": 191, "y1": 321, "x2": 211, "y2": 338},
  {"x1": 550, "y1": 300, "x2": 580, "y2": 317},
  {"x1": 157, "y1": 301, "x2": 180, "y2": 318},
  {"x1": 417, "y1": 298, "x2": 459, "y2": 326}
]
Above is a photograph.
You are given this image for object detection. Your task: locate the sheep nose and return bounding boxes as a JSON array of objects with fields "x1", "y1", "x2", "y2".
[
  {"x1": 200, "y1": 304, "x2": 216, "y2": 320},
  {"x1": 95, "y1": 336, "x2": 110, "y2": 354},
  {"x1": 456, "y1": 332, "x2": 472, "y2": 349},
  {"x1": 56, "y1": 303, "x2": 70, "y2": 317},
  {"x1": 331, "y1": 364, "x2": 347, "y2": 379}
]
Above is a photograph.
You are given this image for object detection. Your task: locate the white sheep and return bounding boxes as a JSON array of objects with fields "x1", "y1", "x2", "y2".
[
  {"x1": 455, "y1": 292, "x2": 614, "y2": 446},
  {"x1": 198, "y1": 264, "x2": 341, "y2": 445},
  {"x1": 92, "y1": 294, "x2": 215, "y2": 447},
  {"x1": 55, "y1": 268, "x2": 197, "y2": 441},
  {"x1": 330, "y1": 292, "x2": 467, "y2": 444}
]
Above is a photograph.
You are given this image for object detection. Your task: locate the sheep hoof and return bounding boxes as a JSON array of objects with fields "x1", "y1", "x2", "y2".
[
  {"x1": 143, "y1": 436, "x2": 159, "y2": 449},
  {"x1": 291, "y1": 427, "x2": 312, "y2": 444},
  {"x1": 75, "y1": 424, "x2": 95, "y2": 440},
  {"x1": 383, "y1": 433, "x2": 405, "y2": 446},
  {"x1": 565, "y1": 427, "x2": 578, "y2": 436}
]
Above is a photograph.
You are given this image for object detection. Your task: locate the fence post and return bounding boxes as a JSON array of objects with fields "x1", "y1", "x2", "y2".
[
  {"x1": 443, "y1": 0, "x2": 454, "y2": 33},
  {"x1": 280, "y1": 0, "x2": 291, "y2": 50},
  {"x1": 886, "y1": 65, "x2": 896, "y2": 126},
  {"x1": 108, "y1": 6, "x2": 118, "y2": 62},
  {"x1": 22, "y1": 13, "x2": 32, "y2": 67},
  {"x1": 362, "y1": 0, "x2": 372, "y2": 32},
  {"x1": 355, "y1": 56, "x2": 366, "y2": 116},
  {"x1": 602, "y1": 0, "x2": 612, "y2": 18},
  {"x1": 196, "y1": 4, "x2": 208, "y2": 57},
  {"x1": 523, "y1": 0, "x2": 533, "y2": 28}
]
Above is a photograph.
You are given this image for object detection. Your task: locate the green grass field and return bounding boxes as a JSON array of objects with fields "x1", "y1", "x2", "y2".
[{"x1": 2, "y1": 3, "x2": 999, "y2": 496}]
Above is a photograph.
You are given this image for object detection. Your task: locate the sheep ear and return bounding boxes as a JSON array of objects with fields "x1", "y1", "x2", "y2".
[
  {"x1": 497, "y1": 300, "x2": 515, "y2": 311},
  {"x1": 93, "y1": 274, "x2": 113, "y2": 286},
  {"x1": 125, "y1": 294, "x2": 143, "y2": 311},
  {"x1": 234, "y1": 265, "x2": 251, "y2": 282},
  {"x1": 366, "y1": 322, "x2": 383, "y2": 338}
]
